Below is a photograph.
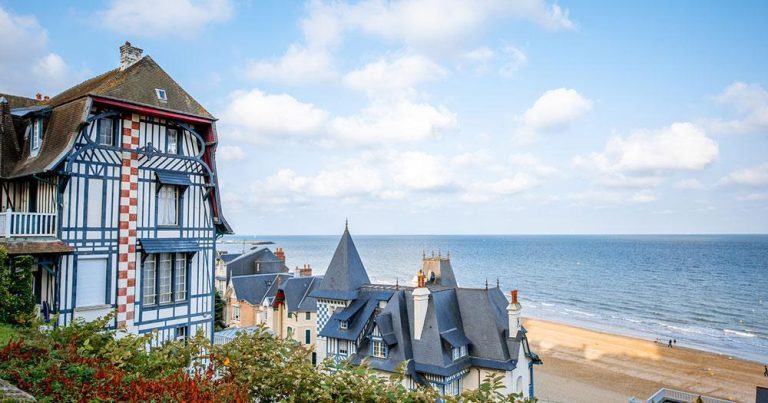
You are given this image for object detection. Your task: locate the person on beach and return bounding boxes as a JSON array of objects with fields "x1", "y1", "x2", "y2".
[
  {"x1": 673, "y1": 339, "x2": 677, "y2": 345},
  {"x1": 668, "y1": 339, "x2": 672, "y2": 348},
  {"x1": 764, "y1": 365, "x2": 768, "y2": 377}
]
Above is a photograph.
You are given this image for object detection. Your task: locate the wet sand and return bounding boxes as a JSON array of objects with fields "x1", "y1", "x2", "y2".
[{"x1": 524, "y1": 318, "x2": 768, "y2": 403}]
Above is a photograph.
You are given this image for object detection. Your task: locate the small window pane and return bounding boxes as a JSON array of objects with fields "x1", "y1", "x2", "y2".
[
  {"x1": 31, "y1": 118, "x2": 43, "y2": 151},
  {"x1": 143, "y1": 256, "x2": 156, "y2": 305},
  {"x1": 174, "y1": 254, "x2": 187, "y2": 301},
  {"x1": 158, "y1": 253, "x2": 172, "y2": 303},
  {"x1": 167, "y1": 129, "x2": 178, "y2": 154}
]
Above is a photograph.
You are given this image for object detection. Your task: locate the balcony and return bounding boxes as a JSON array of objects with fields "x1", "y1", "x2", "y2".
[{"x1": 0, "y1": 209, "x2": 57, "y2": 238}]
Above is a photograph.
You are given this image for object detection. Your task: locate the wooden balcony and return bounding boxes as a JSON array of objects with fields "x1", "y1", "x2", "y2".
[{"x1": 0, "y1": 209, "x2": 57, "y2": 238}]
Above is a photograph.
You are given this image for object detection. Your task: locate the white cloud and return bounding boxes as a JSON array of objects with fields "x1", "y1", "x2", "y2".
[
  {"x1": 328, "y1": 100, "x2": 457, "y2": 145},
  {"x1": 343, "y1": 54, "x2": 446, "y2": 98},
  {"x1": 463, "y1": 173, "x2": 539, "y2": 202},
  {"x1": 390, "y1": 152, "x2": 453, "y2": 190},
  {"x1": 718, "y1": 162, "x2": 768, "y2": 187},
  {"x1": 596, "y1": 174, "x2": 661, "y2": 189},
  {"x1": 219, "y1": 89, "x2": 328, "y2": 142},
  {"x1": 708, "y1": 82, "x2": 768, "y2": 134},
  {"x1": 244, "y1": 45, "x2": 337, "y2": 84},
  {"x1": 515, "y1": 88, "x2": 592, "y2": 143},
  {"x1": 737, "y1": 193, "x2": 768, "y2": 201},
  {"x1": 508, "y1": 153, "x2": 559, "y2": 177},
  {"x1": 218, "y1": 145, "x2": 246, "y2": 162},
  {"x1": 565, "y1": 190, "x2": 656, "y2": 206},
  {"x1": 464, "y1": 47, "x2": 495, "y2": 62},
  {"x1": 0, "y1": 6, "x2": 78, "y2": 95},
  {"x1": 97, "y1": 0, "x2": 233, "y2": 38},
  {"x1": 499, "y1": 46, "x2": 528, "y2": 77},
  {"x1": 574, "y1": 122, "x2": 718, "y2": 174},
  {"x1": 246, "y1": 0, "x2": 574, "y2": 83},
  {"x1": 675, "y1": 179, "x2": 705, "y2": 190}
]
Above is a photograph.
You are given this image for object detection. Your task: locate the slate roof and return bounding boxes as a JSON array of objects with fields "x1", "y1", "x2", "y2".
[
  {"x1": 219, "y1": 253, "x2": 242, "y2": 263},
  {"x1": 226, "y1": 247, "x2": 288, "y2": 280},
  {"x1": 230, "y1": 273, "x2": 291, "y2": 306},
  {"x1": 319, "y1": 290, "x2": 392, "y2": 341},
  {"x1": 278, "y1": 275, "x2": 323, "y2": 313},
  {"x1": 347, "y1": 286, "x2": 528, "y2": 378},
  {"x1": 311, "y1": 226, "x2": 371, "y2": 300}
]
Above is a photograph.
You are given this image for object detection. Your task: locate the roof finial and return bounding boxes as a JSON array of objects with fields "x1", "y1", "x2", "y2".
[
  {"x1": 422, "y1": 250, "x2": 426, "y2": 259},
  {"x1": 485, "y1": 277, "x2": 488, "y2": 290},
  {"x1": 396, "y1": 277, "x2": 399, "y2": 290},
  {"x1": 496, "y1": 278, "x2": 500, "y2": 288},
  {"x1": 345, "y1": 217, "x2": 348, "y2": 231}
]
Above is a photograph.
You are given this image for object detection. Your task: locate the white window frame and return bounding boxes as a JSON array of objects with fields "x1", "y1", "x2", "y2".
[
  {"x1": 174, "y1": 254, "x2": 187, "y2": 301},
  {"x1": 143, "y1": 256, "x2": 157, "y2": 305},
  {"x1": 167, "y1": 128, "x2": 178, "y2": 154},
  {"x1": 371, "y1": 338, "x2": 387, "y2": 358},
  {"x1": 31, "y1": 117, "x2": 43, "y2": 154},
  {"x1": 339, "y1": 320, "x2": 348, "y2": 330},
  {"x1": 233, "y1": 304, "x2": 240, "y2": 321},
  {"x1": 98, "y1": 118, "x2": 115, "y2": 146},
  {"x1": 157, "y1": 185, "x2": 179, "y2": 226},
  {"x1": 155, "y1": 88, "x2": 167, "y2": 102},
  {"x1": 305, "y1": 311, "x2": 311, "y2": 321},
  {"x1": 158, "y1": 253, "x2": 172, "y2": 304}
]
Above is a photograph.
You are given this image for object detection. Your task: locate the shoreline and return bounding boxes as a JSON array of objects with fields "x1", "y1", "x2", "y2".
[{"x1": 524, "y1": 318, "x2": 768, "y2": 403}]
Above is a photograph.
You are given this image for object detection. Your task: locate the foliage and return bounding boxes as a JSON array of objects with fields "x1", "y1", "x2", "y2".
[
  {"x1": 0, "y1": 248, "x2": 36, "y2": 325},
  {"x1": 0, "y1": 314, "x2": 535, "y2": 402},
  {"x1": 0, "y1": 323, "x2": 19, "y2": 346},
  {"x1": 214, "y1": 290, "x2": 227, "y2": 331}
]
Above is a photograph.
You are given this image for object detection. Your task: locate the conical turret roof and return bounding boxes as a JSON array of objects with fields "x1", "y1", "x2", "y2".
[{"x1": 311, "y1": 224, "x2": 370, "y2": 300}]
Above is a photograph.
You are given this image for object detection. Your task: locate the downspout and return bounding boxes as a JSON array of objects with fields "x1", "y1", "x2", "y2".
[{"x1": 528, "y1": 361, "x2": 534, "y2": 398}]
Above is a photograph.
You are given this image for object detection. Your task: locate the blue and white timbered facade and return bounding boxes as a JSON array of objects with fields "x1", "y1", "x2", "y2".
[{"x1": 0, "y1": 42, "x2": 231, "y2": 344}]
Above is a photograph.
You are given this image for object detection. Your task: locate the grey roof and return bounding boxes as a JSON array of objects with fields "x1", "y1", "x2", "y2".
[
  {"x1": 226, "y1": 247, "x2": 287, "y2": 280},
  {"x1": 230, "y1": 273, "x2": 291, "y2": 305},
  {"x1": 348, "y1": 286, "x2": 525, "y2": 379},
  {"x1": 278, "y1": 276, "x2": 323, "y2": 313},
  {"x1": 421, "y1": 256, "x2": 458, "y2": 287},
  {"x1": 219, "y1": 253, "x2": 242, "y2": 263},
  {"x1": 311, "y1": 227, "x2": 370, "y2": 300}
]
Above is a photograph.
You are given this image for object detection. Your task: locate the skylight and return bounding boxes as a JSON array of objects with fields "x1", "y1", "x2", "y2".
[{"x1": 155, "y1": 88, "x2": 167, "y2": 102}]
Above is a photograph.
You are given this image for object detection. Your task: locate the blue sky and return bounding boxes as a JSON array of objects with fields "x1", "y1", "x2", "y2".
[{"x1": 1, "y1": 0, "x2": 767, "y2": 235}]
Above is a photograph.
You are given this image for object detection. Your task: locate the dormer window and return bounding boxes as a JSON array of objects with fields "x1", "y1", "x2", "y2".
[
  {"x1": 339, "y1": 320, "x2": 348, "y2": 330},
  {"x1": 451, "y1": 344, "x2": 468, "y2": 361},
  {"x1": 155, "y1": 88, "x2": 168, "y2": 102},
  {"x1": 97, "y1": 118, "x2": 117, "y2": 146},
  {"x1": 31, "y1": 117, "x2": 43, "y2": 154},
  {"x1": 167, "y1": 128, "x2": 178, "y2": 154}
]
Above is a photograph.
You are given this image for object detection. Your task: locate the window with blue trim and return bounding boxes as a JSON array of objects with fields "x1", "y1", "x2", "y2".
[
  {"x1": 157, "y1": 185, "x2": 179, "y2": 226},
  {"x1": 97, "y1": 118, "x2": 117, "y2": 146},
  {"x1": 451, "y1": 344, "x2": 467, "y2": 361},
  {"x1": 142, "y1": 252, "x2": 188, "y2": 306},
  {"x1": 167, "y1": 128, "x2": 178, "y2": 154},
  {"x1": 31, "y1": 117, "x2": 43, "y2": 154},
  {"x1": 305, "y1": 329, "x2": 311, "y2": 344},
  {"x1": 371, "y1": 338, "x2": 387, "y2": 358}
]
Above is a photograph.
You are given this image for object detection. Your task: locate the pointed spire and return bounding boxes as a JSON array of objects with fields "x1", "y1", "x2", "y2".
[
  {"x1": 310, "y1": 224, "x2": 370, "y2": 300},
  {"x1": 496, "y1": 278, "x2": 500, "y2": 288},
  {"x1": 345, "y1": 217, "x2": 348, "y2": 231},
  {"x1": 485, "y1": 277, "x2": 488, "y2": 290}
]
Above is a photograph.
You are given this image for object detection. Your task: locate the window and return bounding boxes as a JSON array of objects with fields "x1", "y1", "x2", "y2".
[
  {"x1": 305, "y1": 311, "x2": 311, "y2": 321},
  {"x1": 305, "y1": 329, "x2": 311, "y2": 344},
  {"x1": 31, "y1": 118, "x2": 43, "y2": 153},
  {"x1": 446, "y1": 378, "x2": 461, "y2": 396},
  {"x1": 287, "y1": 327, "x2": 294, "y2": 338},
  {"x1": 339, "y1": 320, "x2": 348, "y2": 330},
  {"x1": 158, "y1": 254, "x2": 172, "y2": 303},
  {"x1": 143, "y1": 257, "x2": 157, "y2": 305},
  {"x1": 233, "y1": 305, "x2": 240, "y2": 321},
  {"x1": 158, "y1": 185, "x2": 179, "y2": 226},
  {"x1": 167, "y1": 128, "x2": 178, "y2": 154},
  {"x1": 174, "y1": 254, "x2": 187, "y2": 301},
  {"x1": 97, "y1": 118, "x2": 116, "y2": 146},
  {"x1": 142, "y1": 253, "x2": 188, "y2": 305},
  {"x1": 452, "y1": 345, "x2": 467, "y2": 361},
  {"x1": 338, "y1": 339, "x2": 348, "y2": 355},
  {"x1": 176, "y1": 326, "x2": 188, "y2": 341},
  {"x1": 371, "y1": 339, "x2": 387, "y2": 358},
  {"x1": 155, "y1": 88, "x2": 167, "y2": 102},
  {"x1": 76, "y1": 258, "x2": 107, "y2": 307}
]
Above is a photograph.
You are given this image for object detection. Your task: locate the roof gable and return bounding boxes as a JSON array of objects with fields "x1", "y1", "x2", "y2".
[{"x1": 47, "y1": 56, "x2": 214, "y2": 120}]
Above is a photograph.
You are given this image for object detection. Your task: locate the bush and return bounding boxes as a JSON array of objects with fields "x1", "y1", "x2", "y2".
[
  {"x1": 0, "y1": 248, "x2": 36, "y2": 325},
  {"x1": 0, "y1": 314, "x2": 533, "y2": 402}
]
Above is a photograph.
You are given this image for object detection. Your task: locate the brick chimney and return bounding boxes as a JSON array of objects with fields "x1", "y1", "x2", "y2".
[
  {"x1": 274, "y1": 247, "x2": 285, "y2": 263},
  {"x1": 120, "y1": 41, "x2": 143, "y2": 70},
  {"x1": 412, "y1": 270, "x2": 430, "y2": 340},
  {"x1": 507, "y1": 289, "x2": 522, "y2": 337},
  {"x1": 298, "y1": 264, "x2": 312, "y2": 277}
]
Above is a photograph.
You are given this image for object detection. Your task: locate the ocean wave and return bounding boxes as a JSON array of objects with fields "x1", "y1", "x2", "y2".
[
  {"x1": 541, "y1": 302, "x2": 556, "y2": 307},
  {"x1": 564, "y1": 308, "x2": 595, "y2": 317},
  {"x1": 723, "y1": 329, "x2": 756, "y2": 338}
]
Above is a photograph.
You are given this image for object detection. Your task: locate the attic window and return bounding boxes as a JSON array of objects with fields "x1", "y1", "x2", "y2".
[
  {"x1": 339, "y1": 320, "x2": 348, "y2": 330},
  {"x1": 155, "y1": 88, "x2": 168, "y2": 102},
  {"x1": 31, "y1": 117, "x2": 43, "y2": 154}
]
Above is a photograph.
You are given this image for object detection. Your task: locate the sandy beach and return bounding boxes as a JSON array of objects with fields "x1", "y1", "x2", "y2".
[{"x1": 524, "y1": 318, "x2": 768, "y2": 403}]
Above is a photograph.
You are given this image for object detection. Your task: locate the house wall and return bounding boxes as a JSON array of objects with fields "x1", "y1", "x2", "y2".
[
  {"x1": 315, "y1": 298, "x2": 349, "y2": 363},
  {"x1": 281, "y1": 310, "x2": 316, "y2": 348},
  {"x1": 57, "y1": 111, "x2": 217, "y2": 345}
]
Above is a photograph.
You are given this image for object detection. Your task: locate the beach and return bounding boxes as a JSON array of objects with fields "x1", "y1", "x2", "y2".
[{"x1": 524, "y1": 318, "x2": 768, "y2": 403}]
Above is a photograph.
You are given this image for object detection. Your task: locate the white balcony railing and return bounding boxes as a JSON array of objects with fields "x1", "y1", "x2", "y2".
[
  {"x1": 0, "y1": 209, "x2": 57, "y2": 238},
  {"x1": 646, "y1": 388, "x2": 733, "y2": 403}
]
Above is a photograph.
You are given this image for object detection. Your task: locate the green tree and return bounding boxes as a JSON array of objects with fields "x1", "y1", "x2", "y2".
[
  {"x1": 0, "y1": 249, "x2": 35, "y2": 325},
  {"x1": 214, "y1": 290, "x2": 227, "y2": 331}
]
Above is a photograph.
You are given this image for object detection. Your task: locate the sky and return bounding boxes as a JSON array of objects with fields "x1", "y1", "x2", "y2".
[{"x1": 1, "y1": 0, "x2": 767, "y2": 235}]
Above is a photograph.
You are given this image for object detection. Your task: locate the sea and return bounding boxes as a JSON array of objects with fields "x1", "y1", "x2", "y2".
[{"x1": 219, "y1": 234, "x2": 768, "y2": 363}]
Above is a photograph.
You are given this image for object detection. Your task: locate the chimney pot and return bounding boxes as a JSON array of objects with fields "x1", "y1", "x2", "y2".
[
  {"x1": 43, "y1": 95, "x2": 50, "y2": 101},
  {"x1": 511, "y1": 289, "x2": 518, "y2": 304},
  {"x1": 36, "y1": 93, "x2": 42, "y2": 100}
]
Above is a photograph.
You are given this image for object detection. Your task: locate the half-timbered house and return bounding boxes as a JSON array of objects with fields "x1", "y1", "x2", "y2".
[{"x1": 0, "y1": 42, "x2": 231, "y2": 344}]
